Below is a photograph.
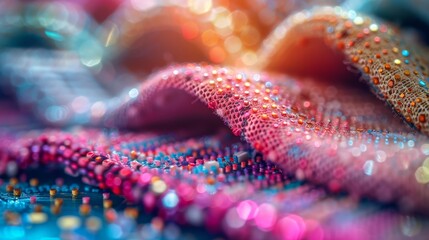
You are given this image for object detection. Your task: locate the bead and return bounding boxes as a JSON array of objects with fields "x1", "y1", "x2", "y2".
[
  {"x1": 394, "y1": 74, "x2": 401, "y2": 80},
  {"x1": 71, "y1": 188, "x2": 79, "y2": 197},
  {"x1": 204, "y1": 160, "x2": 220, "y2": 172},
  {"x1": 104, "y1": 209, "x2": 117, "y2": 223},
  {"x1": 49, "y1": 189, "x2": 57, "y2": 197},
  {"x1": 54, "y1": 198, "x2": 63, "y2": 206},
  {"x1": 103, "y1": 193, "x2": 110, "y2": 199},
  {"x1": 124, "y1": 208, "x2": 139, "y2": 219},
  {"x1": 261, "y1": 114, "x2": 269, "y2": 120},
  {"x1": 103, "y1": 200, "x2": 113, "y2": 209},
  {"x1": 79, "y1": 204, "x2": 91, "y2": 216},
  {"x1": 384, "y1": 63, "x2": 391, "y2": 70},
  {"x1": 51, "y1": 205, "x2": 61, "y2": 215},
  {"x1": 271, "y1": 112, "x2": 278, "y2": 118},
  {"x1": 34, "y1": 205, "x2": 43, "y2": 213},
  {"x1": 30, "y1": 178, "x2": 39, "y2": 187},
  {"x1": 364, "y1": 66, "x2": 370, "y2": 73},
  {"x1": 234, "y1": 151, "x2": 249, "y2": 163},
  {"x1": 6, "y1": 185, "x2": 13, "y2": 193},
  {"x1": 82, "y1": 197, "x2": 90, "y2": 204},
  {"x1": 374, "y1": 36, "x2": 381, "y2": 43},
  {"x1": 13, "y1": 188, "x2": 21, "y2": 198},
  {"x1": 9, "y1": 178, "x2": 18, "y2": 186}
]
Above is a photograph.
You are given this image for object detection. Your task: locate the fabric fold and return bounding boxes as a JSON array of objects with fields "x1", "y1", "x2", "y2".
[{"x1": 2, "y1": 6, "x2": 429, "y2": 240}]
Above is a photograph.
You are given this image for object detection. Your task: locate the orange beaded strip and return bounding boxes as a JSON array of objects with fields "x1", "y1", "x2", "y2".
[{"x1": 259, "y1": 7, "x2": 429, "y2": 135}]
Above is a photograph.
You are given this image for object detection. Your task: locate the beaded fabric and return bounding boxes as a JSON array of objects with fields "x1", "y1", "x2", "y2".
[
  {"x1": 259, "y1": 7, "x2": 429, "y2": 134},
  {"x1": 3, "y1": 129, "x2": 428, "y2": 239},
  {"x1": 2, "y1": 6, "x2": 429, "y2": 240},
  {"x1": 107, "y1": 61, "x2": 429, "y2": 213}
]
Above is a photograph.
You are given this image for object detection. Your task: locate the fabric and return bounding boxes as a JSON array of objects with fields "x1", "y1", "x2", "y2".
[{"x1": 1, "y1": 3, "x2": 429, "y2": 240}]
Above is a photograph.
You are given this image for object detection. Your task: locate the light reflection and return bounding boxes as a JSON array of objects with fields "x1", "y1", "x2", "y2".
[
  {"x1": 57, "y1": 216, "x2": 81, "y2": 230},
  {"x1": 363, "y1": 160, "x2": 374, "y2": 176},
  {"x1": 277, "y1": 215, "x2": 305, "y2": 240},
  {"x1": 151, "y1": 179, "x2": 167, "y2": 194},
  {"x1": 415, "y1": 166, "x2": 429, "y2": 184},
  {"x1": 91, "y1": 101, "x2": 106, "y2": 118},
  {"x1": 45, "y1": 30, "x2": 64, "y2": 41},
  {"x1": 128, "y1": 88, "x2": 139, "y2": 98},
  {"x1": 421, "y1": 143, "x2": 429, "y2": 155},
  {"x1": 254, "y1": 203, "x2": 277, "y2": 231},
  {"x1": 224, "y1": 36, "x2": 242, "y2": 53},
  {"x1": 162, "y1": 191, "x2": 179, "y2": 208},
  {"x1": 45, "y1": 105, "x2": 68, "y2": 123},
  {"x1": 236, "y1": 200, "x2": 258, "y2": 220},
  {"x1": 225, "y1": 208, "x2": 245, "y2": 229},
  {"x1": 131, "y1": 0, "x2": 158, "y2": 12},
  {"x1": 71, "y1": 96, "x2": 90, "y2": 113},
  {"x1": 188, "y1": 0, "x2": 212, "y2": 15},
  {"x1": 401, "y1": 216, "x2": 421, "y2": 237}
]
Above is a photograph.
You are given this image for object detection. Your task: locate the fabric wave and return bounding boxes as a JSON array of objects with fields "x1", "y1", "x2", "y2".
[{"x1": 2, "y1": 6, "x2": 429, "y2": 240}]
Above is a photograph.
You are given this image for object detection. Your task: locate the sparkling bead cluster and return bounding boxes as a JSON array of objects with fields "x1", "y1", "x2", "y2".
[
  {"x1": 108, "y1": 63, "x2": 429, "y2": 213},
  {"x1": 1, "y1": 129, "x2": 428, "y2": 239},
  {"x1": 260, "y1": 7, "x2": 429, "y2": 134}
]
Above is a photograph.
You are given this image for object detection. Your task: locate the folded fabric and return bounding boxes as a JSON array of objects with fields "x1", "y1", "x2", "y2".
[{"x1": 2, "y1": 6, "x2": 429, "y2": 240}]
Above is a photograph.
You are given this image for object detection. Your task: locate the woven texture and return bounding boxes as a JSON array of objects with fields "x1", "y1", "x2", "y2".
[{"x1": 2, "y1": 6, "x2": 429, "y2": 240}]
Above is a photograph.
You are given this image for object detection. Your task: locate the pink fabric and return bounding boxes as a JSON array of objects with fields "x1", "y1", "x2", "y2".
[{"x1": 2, "y1": 6, "x2": 429, "y2": 240}]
